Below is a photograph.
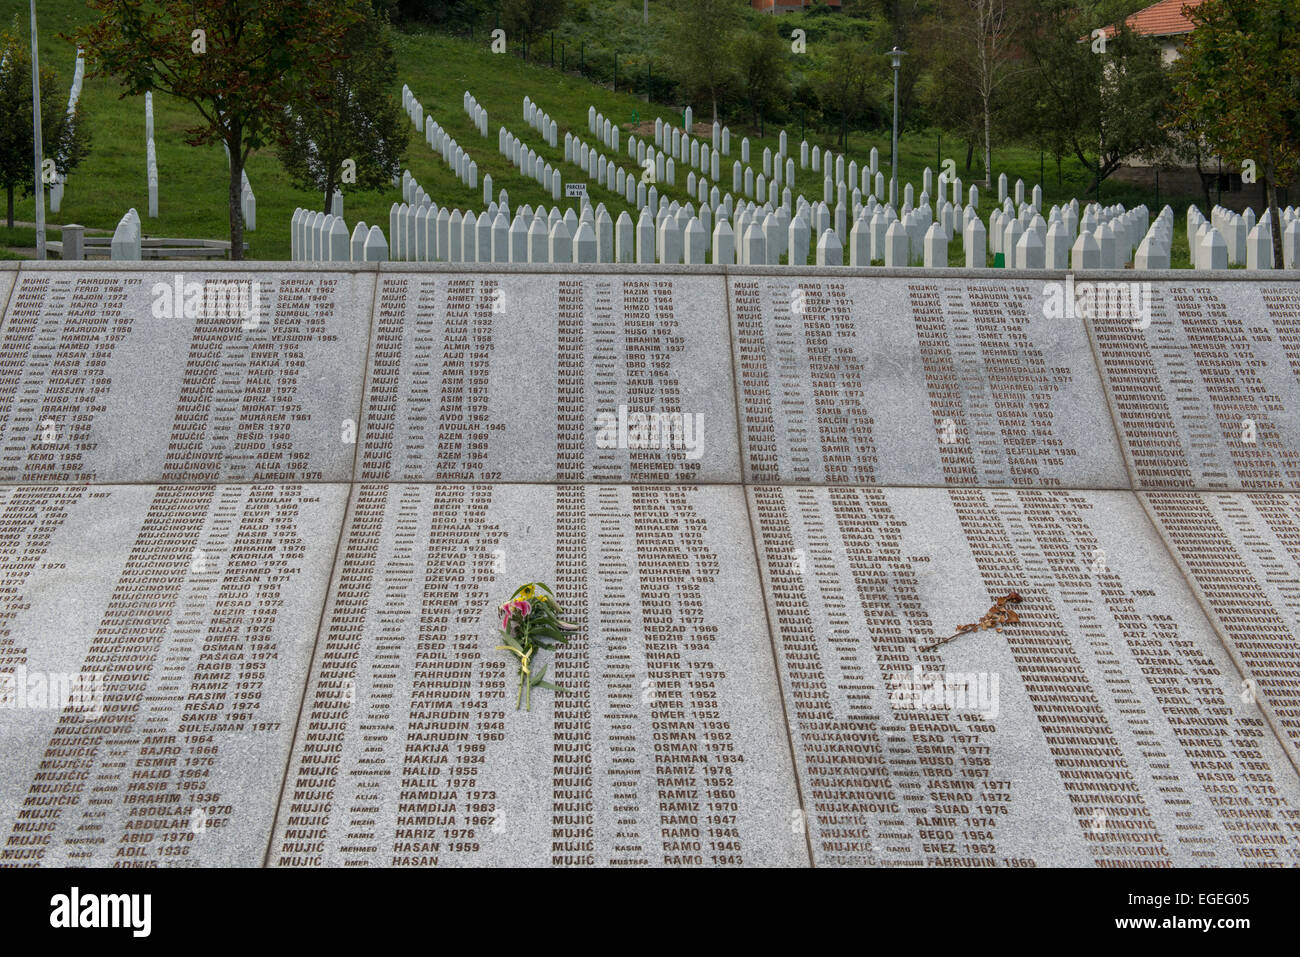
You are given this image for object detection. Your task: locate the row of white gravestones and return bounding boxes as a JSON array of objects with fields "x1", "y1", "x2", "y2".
[
  {"x1": 291, "y1": 209, "x2": 349, "y2": 261},
  {"x1": 524, "y1": 96, "x2": 558, "y2": 148},
  {"x1": 586, "y1": 107, "x2": 620, "y2": 155},
  {"x1": 567, "y1": 99, "x2": 1051, "y2": 263},
  {"x1": 422, "y1": 112, "x2": 477, "y2": 190},
  {"x1": 293, "y1": 191, "x2": 1297, "y2": 272},
  {"x1": 402, "y1": 82, "x2": 478, "y2": 189},
  {"x1": 322, "y1": 93, "x2": 1293, "y2": 271},
  {"x1": 401, "y1": 84, "x2": 424, "y2": 136},
  {"x1": 1192, "y1": 204, "x2": 1300, "y2": 269},
  {"x1": 109, "y1": 209, "x2": 142, "y2": 260},
  {"x1": 582, "y1": 102, "x2": 1294, "y2": 272},
  {"x1": 49, "y1": 50, "x2": 85, "y2": 214},
  {"x1": 406, "y1": 88, "x2": 1294, "y2": 272},
  {"x1": 289, "y1": 207, "x2": 388, "y2": 262},
  {"x1": 380, "y1": 196, "x2": 639, "y2": 264},
  {"x1": 501, "y1": 128, "x2": 562, "y2": 201},
  {"x1": 462, "y1": 91, "x2": 488, "y2": 138}
]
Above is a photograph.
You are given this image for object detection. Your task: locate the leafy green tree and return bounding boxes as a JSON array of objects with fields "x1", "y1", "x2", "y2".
[
  {"x1": 501, "y1": 0, "x2": 568, "y2": 57},
  {"x1": 74, "y1": 0, "x2": 361, "y2": 259},
  {"x1": 819, "y1": 40, "x2": 876, "y2": 152},
  {"x1": 928, "y1": 0, "x2": 1024, "y2": 189},
  {"x1": 1020, "y1": 0, "x2": 1172, "y2": 196},
  {"x1": 1170, "y1": 0, "x2": 1300, "y2": 267},
  {"x1": 0, "y1": 25, "x2": 90, "y2": 229},
  {"x1": 733, "y1": 21, "x2": 790, "y2": 129},
  {"x1": 278, "y1": 5, "x2": 409, "y2": 214},
  {"x1": 665, "y1": 0, "x2": 745, "y2": 124}
]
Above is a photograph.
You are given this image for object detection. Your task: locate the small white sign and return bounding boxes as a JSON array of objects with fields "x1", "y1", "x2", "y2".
[{"x1": 565, "y1": 183, "x2": 587, "y2": 198}]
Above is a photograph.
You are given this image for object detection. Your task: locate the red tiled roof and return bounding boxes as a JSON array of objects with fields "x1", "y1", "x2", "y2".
[{"x1": 1104, "y1": 0, "x2": 1207, "y2": 39}]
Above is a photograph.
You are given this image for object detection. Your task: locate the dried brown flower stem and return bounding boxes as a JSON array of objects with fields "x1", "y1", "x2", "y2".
[{"x1": 920, "y1": 592, "x2": 1023, "y2": 653}]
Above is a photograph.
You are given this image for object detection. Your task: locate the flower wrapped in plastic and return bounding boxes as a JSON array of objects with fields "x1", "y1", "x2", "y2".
[{"x1": 494, "y1": 582, "x2": 580, "y2": 711}]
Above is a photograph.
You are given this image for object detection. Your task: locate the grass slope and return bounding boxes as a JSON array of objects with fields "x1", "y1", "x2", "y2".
[{"x1": 2, "y1": 0, "x2": 1199, "y2": 265}]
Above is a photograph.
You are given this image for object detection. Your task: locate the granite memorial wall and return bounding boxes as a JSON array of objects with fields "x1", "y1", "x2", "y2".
[{"x1": 0, "y1": 260, "x2": 1296, "y2": 868}]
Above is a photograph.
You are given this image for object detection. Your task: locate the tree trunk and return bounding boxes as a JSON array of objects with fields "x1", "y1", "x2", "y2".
[
  {"x1": 1193, "y1": 145, "x2": 1212, "y2": 212},
  {"x1": 1266, "y1": 148, "x2": 1283, "y2": 269},
  {"x1": 965, "y1": 140, "x2": 974, "y2": 172},
  {"x1": 982, "y1": 95, "x2": 992, "y2": 190},
  {"x1": 228, "y1": 132, "x2": 245, "y2": 262},
  {"x1": 6, "y1": 186, "x2": 12, "y2": 229},
  {"x1": 324, "y1": 175, "x2": 336, "y2": 216}
]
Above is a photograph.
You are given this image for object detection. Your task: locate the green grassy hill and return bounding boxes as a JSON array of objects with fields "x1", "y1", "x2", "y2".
[{"x1": 2, "y1": 0, "x2": 1200, "y2": 264}]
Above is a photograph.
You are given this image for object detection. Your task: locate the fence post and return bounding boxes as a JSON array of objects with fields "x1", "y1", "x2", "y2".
[{"x1": 62, "y1": 224, "x2": 84, "y2": 260}]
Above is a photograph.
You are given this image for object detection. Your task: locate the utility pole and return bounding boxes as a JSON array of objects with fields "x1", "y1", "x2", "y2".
[
  {"x1": 30, "y1": 0, "x2": 46, "y2": 259},
  {"x1": 889, "y1": 47, "x2": 907, "y2": 209}
]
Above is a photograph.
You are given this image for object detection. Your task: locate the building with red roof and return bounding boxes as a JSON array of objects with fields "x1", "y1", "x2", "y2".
[{"x1": 1103, "y1": 0, "x2": 1207, "y2": 62}]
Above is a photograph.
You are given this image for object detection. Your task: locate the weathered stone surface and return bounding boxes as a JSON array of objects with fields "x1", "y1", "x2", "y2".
[
  {"x1": 0, "y1": 267, "x2": 373, "y2": 483},
  {"x1": 0, "y1": 266, "x2": 15, "y2": 316},
  {"x1": 3, "y1": 263, "x2": 1300, "y2": 870},
  {"x1": 747, "y1": 484, "x2": 1300, "y2": 866},
  {"x1": 1088, "y1": 281, "x2": 1300, "y2": 490},
  {"x1": 1143, "y1": 491, "x2": 1300, "y2": 766},
  {"x1": 269, "y1": 483, "x2": 807, "y2": 867},
  {"x1": 730, "y1": 275, "x2": 1128, "y2": 488},
  {"x1": 359, "y1": 269, "x2": 739, "y2": 483},
  {"x1": 0, "y1": 483, "x2": 348, "y2": 866}
]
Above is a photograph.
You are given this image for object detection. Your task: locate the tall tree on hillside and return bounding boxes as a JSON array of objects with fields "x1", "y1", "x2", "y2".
[
  {"x1": 1170, "y1": 0, "x2": 1299, "y2": 267},
  {"x1": 1019, "y1": 0, "x2": 1172, "y2": 196},
  {"x1": 820, "y1": 41, "x2": 876, "y2": 152},
  {"x1": 665, "y1": 0, "x2": 744, "y2": 124},
  {"x1": 733, "y1": 21, "x2": 790, "y2": 129},
  {"x1": 278, "y1": 5, "x2": 409, "y2": 215},
  {"x1": 923, "y1": 18, "x2": 984, "y2": 174},
  {"x1": 501, "y1": 0, "x2": 568, "y2": 58},
  {"x1": 74, "y1": 0, "x2": 361, "y2": 259},
  {"x1": 930, "y1": 0, "x2": 1023, "y2": 189},
  {"x1": 0, "y1": 26, "x2": 91, "y2": 228}
]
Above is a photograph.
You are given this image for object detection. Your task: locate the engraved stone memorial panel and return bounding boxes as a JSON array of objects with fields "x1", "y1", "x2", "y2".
[
  {"x1": 747, "y1": 484, "x2": 1300, "y2": 867},
  {"x1": 0, "y1": 266, "x2": 15, "y2": 319},
  {"x1": 1089, "y1": 282, "x2": 1300, "y2": 490},
  {"x1": 358, "y1": 268, "x2": 739, "y2": 484},
  {"x1": 270, "y1": 483, "x2": 805, "y2": 866},
  {"x1": 0, "y1": 267, "x2": 373, "y2": 484},
  {"x1": 3, "y1": 263, "x2": 1300, "y2": 871},
  {"x1": 0, "y1": 483, "x2": 348, "y2": 866},
  {"x1": 1143, "y1": 491, "x2": 1300, "y2": 766},
  {"x1": 730, "y1": 275, "x2": 1128, "y2": 488}
]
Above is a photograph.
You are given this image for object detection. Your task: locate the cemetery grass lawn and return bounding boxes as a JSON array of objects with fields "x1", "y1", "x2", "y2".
[
  {"x1": 0, "y1": 225, "x2": 60, "y2": 258},
  {"x1": 7, "y1": 0, "x2": 1201, "y2": 265}
]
